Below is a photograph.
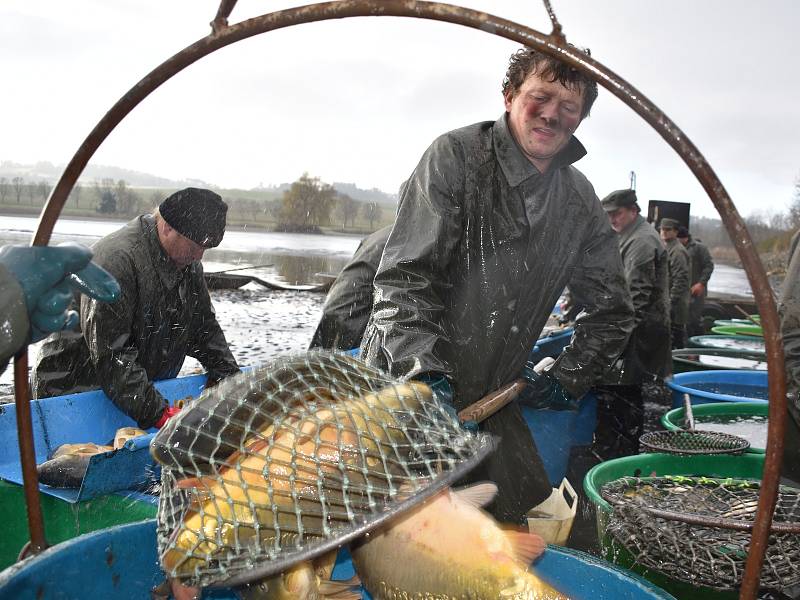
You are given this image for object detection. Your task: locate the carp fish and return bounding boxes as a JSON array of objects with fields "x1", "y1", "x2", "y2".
[
  {"x1": 160, "y1": 380, "x2": 431, "y2": 581},
  {"x1": 163, "y1": 551, "x2": 359, "y2": 600},
  {"x1": 351, "y1": 482, "x2": 571, "y2": 600}
]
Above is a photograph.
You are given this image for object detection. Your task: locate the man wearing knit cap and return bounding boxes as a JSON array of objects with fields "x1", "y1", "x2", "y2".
[
  {"x1": 33, "y1": 188, "x2": 240, "y2": 430},
  {"x1": 660, "y1": 217, "x2": 691, "y2": 348}
]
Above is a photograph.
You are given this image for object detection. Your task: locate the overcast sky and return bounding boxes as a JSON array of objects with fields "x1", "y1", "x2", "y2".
[{"x1": 2, "y1": 0, "x2": 799, "y2": 219}]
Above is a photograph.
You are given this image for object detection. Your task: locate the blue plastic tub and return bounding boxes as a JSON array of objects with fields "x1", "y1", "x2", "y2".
[
  {"x1": 0, "y1": 520, "x2": 675, "y2": 599},
  {"x1": 666, "y1": 369, "x2": 768, "y2": 409},
  {"x1": 522, "y1": 393, "x2": 597, "y2": 486}
]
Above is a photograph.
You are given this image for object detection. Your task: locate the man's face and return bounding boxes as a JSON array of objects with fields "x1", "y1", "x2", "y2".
[
  {"x1": 606, "y1": 206, "x2": 638, "y2": 233},
  {"x1": 161, "y1": 225, "x2": 206, "y2": 268},
  {"x1": 660, "y1": 227, "x2": 677, "y2": 242},
  {"x1": 504, "y1": 70, "x2": 585, "y2": 173}
]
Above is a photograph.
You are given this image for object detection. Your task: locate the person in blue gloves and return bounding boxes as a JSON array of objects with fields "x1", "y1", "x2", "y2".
[{"x1": 0, "y1": 242, "x2": 120, "y2": 373}]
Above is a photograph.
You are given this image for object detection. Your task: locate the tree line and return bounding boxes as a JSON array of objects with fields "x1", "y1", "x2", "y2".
[{"x1": 0, "y1": 173, "x2": 389, "y2": 234}]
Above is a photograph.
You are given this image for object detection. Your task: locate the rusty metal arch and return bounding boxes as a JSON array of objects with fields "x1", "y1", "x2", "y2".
[{"x1": 13, "y1": 2, "x2": 786, "y2": 597}]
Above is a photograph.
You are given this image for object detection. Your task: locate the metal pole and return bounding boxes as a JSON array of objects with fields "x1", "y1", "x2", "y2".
[{"x1": 17, "y1": 3, "x2": 783, "y2": 593}]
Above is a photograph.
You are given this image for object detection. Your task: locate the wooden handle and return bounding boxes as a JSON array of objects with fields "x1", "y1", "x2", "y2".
[{"x1": 458, "y1": 379, "x2": 527, "y2": 424}]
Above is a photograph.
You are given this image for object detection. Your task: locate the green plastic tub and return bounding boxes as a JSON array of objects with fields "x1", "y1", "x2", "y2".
[
  {"x1": 0, "y1": 481, "x2": 156, "y2": 571},
  {"x1": 584, "y1": 453, "x2": 765, "y2": 600},
  {"x1": 661, "y1": 401, "x2": 768, "y2": 454},
  {"x1": 710, "y1": 324, "x2": 763, "y2": 337},
  {"x1": 689, "y1": 335, "x2": 766, "y2": 353},
  {"x1": 671, "y1": 348, "x2": 767, "y2": 373}
]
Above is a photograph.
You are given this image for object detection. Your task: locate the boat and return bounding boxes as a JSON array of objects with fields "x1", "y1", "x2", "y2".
[
  {"x1": 0, "y1": 374, "x2": 208, "y2": 569},
  {"x1": 204, "y1": 272, "x2": 253, "y2": 290}
]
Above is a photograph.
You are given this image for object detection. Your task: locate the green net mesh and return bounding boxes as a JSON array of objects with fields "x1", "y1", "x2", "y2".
[
  {"x1": 600, "y1": 475, "x2": 800, "y2": 590},
  {"x1": 151, "y1": 351, "x2": 492, "y2": 588}
]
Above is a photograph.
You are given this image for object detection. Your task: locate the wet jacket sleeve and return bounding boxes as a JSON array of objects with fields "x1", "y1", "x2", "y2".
[
  {"x1": 360, "y1": 136, "x2": 464, "y2": 380},
  {"x1": 550, "y1": 204, "x2": 635, "y2": 399},
  {"x1": 781, "y1": 240, "x2": 800, "y2": 408},
  {"x1": 186, "y1": 281, "x2": 239, "y2": 385},
  {"x1": 309, "y1": 227, "x2": 390, "y2": 351},
  {"x1": 697, "y1": 243, "x2": 714, "y2": 286},
  {"x1": 624, "y1": 239, "x2": 659, "y2": 328},
  {"x1": 668, "y1": 247, "x2": 690, "y2": 309},
  {"x1": 81, "y1": 255, "x2": 168, "y2": 429},
  {"x1": 0, "y1": 264, "x2": 29, "y2": 374}
]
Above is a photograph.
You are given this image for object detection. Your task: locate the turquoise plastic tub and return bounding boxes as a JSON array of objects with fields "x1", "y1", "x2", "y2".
[
  {"x1": 666, "y1": 369, "x2": 767, "y2": 408},
  {"x1": 0, "y1": 520, "x2": 675, "y2": 599}
]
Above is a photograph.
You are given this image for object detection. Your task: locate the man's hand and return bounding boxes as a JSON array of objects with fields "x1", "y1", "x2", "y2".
[
  {"x1": 155, "y1": 405, "x2": 182, "y2": 429},
  {"x1": 691, "y1": 282, "x2": 706, "y2": 297},
  {"x1": 520, "y1": 362, "x2": 579, "y2": 411},
  {"x1": 417, "y1": 374, "x2": 478, "y2": 433},
  {"x1": 0, "y1": 243, "x2": 120, "y2": 342}
]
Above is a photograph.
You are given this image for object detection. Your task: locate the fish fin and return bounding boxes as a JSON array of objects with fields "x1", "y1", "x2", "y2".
[
  {"x1": 504, "y1": 529, "x2": 546, "y2": 565},
  {"x1": 319, "y1": 576, "x2": 362, "y2": 599},
  {"x1": 454, "y1": 482, "x2": 498, "y2": 508},
  {"x1": 175, "y1": 475, "x2": 216, "y2": 490}
]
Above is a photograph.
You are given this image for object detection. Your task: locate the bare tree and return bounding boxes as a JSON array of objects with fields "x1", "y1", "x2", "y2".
[
  {"x1": 789, "y1": 173, "x2": 800, "y2": 230},
  {"x1": 11, "y1": 177, "x2": 24, "y2": 203},
  {"x1": 69, "y1": 184, "x2": 83, "y2": 209},
  {"x1": 37, "y1": 180, "x2": 51, "y2": 202},
  {"x1": 335, "y1": 194, "x2": 359, "y2": 230},
  {"x1": 363, "y1": 201, "x2": 382, "y2": 230},
  {"x1": 26, "y1": 182, "x2": 36, "y2": 205},
  {"x1": 0, "y1": 178, "x2": 8, "y2": 203}
]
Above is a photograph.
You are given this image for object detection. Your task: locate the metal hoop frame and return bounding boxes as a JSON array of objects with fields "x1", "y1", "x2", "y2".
[{"x1": 12, "y1": 2, "x2": 785, "y2": 597}]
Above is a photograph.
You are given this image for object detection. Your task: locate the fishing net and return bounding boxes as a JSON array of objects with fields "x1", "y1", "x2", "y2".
[
  {"x1": 152, "y1": 351, "x2": 493, "y2": 588},
  {"x1": 600, "y1": 476, "x2": 800, "y2": 590},
  {"x1": 639, "y1": 430, "x2": 750, "y2": 455}
]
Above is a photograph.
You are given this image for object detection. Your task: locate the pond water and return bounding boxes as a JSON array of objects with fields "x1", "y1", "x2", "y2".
[{"x1": 695, "y1": 415, "x2": 768, "y2": 449}]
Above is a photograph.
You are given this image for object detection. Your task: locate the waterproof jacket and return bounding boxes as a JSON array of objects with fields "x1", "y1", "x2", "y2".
[
  {"x1": 781, "y1": 229, "x2": 800, "y2": 419},
  {"x1": 309, "y1": 226, "x2": 391, "y2": 351},
  {"x1": 665, "y1": 237, "x2": 691, "y2": 325},
  {"x1": 32, "y1": 215, "x2": 239, "y2": 428},
  {"x1": 685, "y1": 237, "x2": 714, "y2": 292},
  {"x1": 360, "y1": 115, "x2": 634, "y2": 523},
  {"x1": 605, "y1": 215, "x2": 671, "y2": 384},
  {"x1": 0, "y1": 264, "x2": 28, "y2": 375}
]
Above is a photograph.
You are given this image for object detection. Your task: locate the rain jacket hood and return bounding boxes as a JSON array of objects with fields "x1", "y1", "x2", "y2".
[
  {"x1": 32, "y1": 215, "x2": 239, "y2": 428},
  {"x1": 361, "y1": 114, "x2": 634, "y2": 522}
]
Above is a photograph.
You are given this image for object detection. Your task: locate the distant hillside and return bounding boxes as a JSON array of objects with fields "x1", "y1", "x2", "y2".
[
  {"x1": 0, "y1": 161, "x2": 398, "y2": 208},
  {"x1": 0, "y1": 160, "x2": 212, "y2": 189}
]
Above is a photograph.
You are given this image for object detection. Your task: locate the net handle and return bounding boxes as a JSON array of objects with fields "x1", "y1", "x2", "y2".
[
  {"x1": 621, "y1": 504, "x2": 800, "y2": 535},
  {"x1": 457, "y1": 379, "x2": 526, "y2": 424}
]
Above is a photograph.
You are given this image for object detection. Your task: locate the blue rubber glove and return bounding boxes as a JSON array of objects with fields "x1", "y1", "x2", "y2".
[
  {"x1": 520, "y1": 362, "x2": 579, "y2": 411},
  {"x1": 416, "y1": 374, "x2": 478, "y2": 433},
  {"x1": 0, "y1": 243, "x2": 121, "y2": 342}
]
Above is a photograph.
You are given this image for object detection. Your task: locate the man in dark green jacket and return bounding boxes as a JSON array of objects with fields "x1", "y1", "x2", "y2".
[
  {"x1": 360, "y1": 47, "x2": 635, "y2": 524},
  {"x1": 780, "y1": 229, "x2": 800, "y2": 487},
  {"x1": 660, "y1": 218, "x2": 691, "y2": 349},
  {"x1": 678, "y1": 227, "x2": 714, "y2": 336},
  {"x1": 32, "y1": 188, "x2": 240, "y2": 429},
  {"x1": 598, "y1": 189, "x2": 670, "y2": 457}
]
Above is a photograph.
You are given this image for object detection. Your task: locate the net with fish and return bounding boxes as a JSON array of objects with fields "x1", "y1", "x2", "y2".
[
  {"x1": 600, "y1": 476, "x2": 800, "y2": 590},
  {"x1": 152, "y1": 351, "x2": 494, "y2": 588}
]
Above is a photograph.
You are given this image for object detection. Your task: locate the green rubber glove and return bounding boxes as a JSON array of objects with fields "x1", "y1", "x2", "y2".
[{"x1": 0, "y1": 243, "x2": 121, "y2": 342}]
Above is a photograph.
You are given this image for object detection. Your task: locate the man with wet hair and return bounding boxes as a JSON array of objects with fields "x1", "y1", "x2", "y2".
[
  {"x1": 677, "y1": 226, "x2": 714, "y2": 336},
  {"x1": 360, "y1": 47, "x2": 634, "y2": 524},
  {"x1": 32, "y1": 188, "x2": 240, "y2": 430},
  {"x1": 660, "y1": 218, "x2": 691, "y2": 348}
]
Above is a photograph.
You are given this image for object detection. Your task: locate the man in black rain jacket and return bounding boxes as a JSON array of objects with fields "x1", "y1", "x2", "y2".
[
  {"x1": 32, "y1": 188, "x2": 239, "y2": 429},
  {"x1": 309, "y1": 225, "x2": 391, "y2": 351},
  {"x1": 678, "y1": 227, "x2": 714, "y2": 336},
  {"x1": 360, "y1": 47, "x2": 635, "y2": 524}
]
